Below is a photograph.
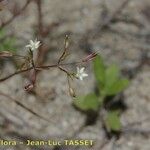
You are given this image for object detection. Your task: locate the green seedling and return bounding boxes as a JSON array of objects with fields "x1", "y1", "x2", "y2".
[{"x1": 74, "y1": 55, "x2": 129, "y2": 132}]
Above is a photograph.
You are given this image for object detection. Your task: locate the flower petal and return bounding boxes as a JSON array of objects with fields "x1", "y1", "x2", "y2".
[
  {"x1": 79, "y1": 76, "x2": 83, "y2": 80},
  {"x1": 25, "y1": 44, "x2": 30, "y2": 48},
  {"x1": 80, "y1": 67, "x2": 85, "y2": 73},
  {"x1": 30, "y1": 40, "x2": 34, "y2": 45},
  {"x1": 77, "y1": 67, "x2": 80, "y2": 73},
  {"x1": 82, "y1": 73, "x2": 88, "y2": 77}
]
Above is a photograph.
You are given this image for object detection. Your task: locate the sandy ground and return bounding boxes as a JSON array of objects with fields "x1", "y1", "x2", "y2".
[{"x1": 0, "y1": 0, "x2": 150, "y2": 149}]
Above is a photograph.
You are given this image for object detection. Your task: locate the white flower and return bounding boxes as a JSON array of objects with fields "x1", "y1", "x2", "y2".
[
  {"x1": 26, "y1": 39, "x2": 41, "y2": 51},
  {"x1": 76, "y1": 67, "x2": 88, "y2": 81}
]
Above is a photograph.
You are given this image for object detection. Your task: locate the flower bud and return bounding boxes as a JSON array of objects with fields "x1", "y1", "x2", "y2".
[
  {"x1": 69, "y1": 87, "x2": 76, "y2": 98},
  {"x1": 0, "y1": 51, "x2": 13, "y2": 58},
  {"x1": 24, "y1": 83, "x2": 34, "y2": 92},
  {"x1": 64, "y1": 35, "x2": 69, "y2": 49},
  {"x1": 82, "y1": 52, "x2": 98, "y2": 62}
]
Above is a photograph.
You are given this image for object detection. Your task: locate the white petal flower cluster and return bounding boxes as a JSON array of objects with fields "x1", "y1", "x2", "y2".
[
  {"x1": 76, "y1": 67, "x2": 88, "y2": 81},
  {"x1": 26, "y1": 39, "x2": 41, "y2": 51}
]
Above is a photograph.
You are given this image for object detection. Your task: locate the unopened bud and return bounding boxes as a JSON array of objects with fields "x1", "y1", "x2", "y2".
[
  {"x1": 64, "y1": 35, "x2": 69, "y2": 49},
  {"x1": 69, "y1": 87, "x2": 76, "y2": 98},
  {"x1": 0, "y1": 51, "x2": 13, "y2": 58},
  {"x1": 24, "y1": 83, "x2": 34, "y2": 92},
  {"x1": 82, "y1": 52, "x2": 98, "y2": 62}
]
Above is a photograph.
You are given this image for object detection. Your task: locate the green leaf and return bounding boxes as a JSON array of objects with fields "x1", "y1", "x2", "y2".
[
  {"x1": 105, "y1": 64, "x2": 119, "y2": 88},
  {"x1": 105, "y1": 110, "x2": 121, "y2": 132},
  {"x1": 0, "y1": 29, "x2": 5, "y2": 38},
  {"x1": 74, "y1": 93, "x2": 99, "y2": 111},
  {"x1": 98, "y1": 95, "x2": 105, "y2": 107},
  {"x1": 105, "y1": 78, "x2": 129, "y2": 96},
  {"x1": 0, "y1": 29, "x2": 16, "y2": 53},
  {"x1": 93, "y1": 55, "x2": 105, "y2": 86}
]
